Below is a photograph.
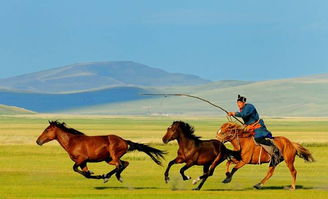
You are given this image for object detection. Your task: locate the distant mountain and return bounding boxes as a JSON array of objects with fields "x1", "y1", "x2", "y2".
[
  {"x1": 63, "y1": 74, "x2": 328, "y2": 117},
  {"x1": 0, "y1": 104, "x2": 35, "y2": 115},
  {"x1": 0, "y1": 61, "x2": 210, "y2": 93},
  {"x1": 0, "y1": 60, "x2": 326, "y2": 116}
]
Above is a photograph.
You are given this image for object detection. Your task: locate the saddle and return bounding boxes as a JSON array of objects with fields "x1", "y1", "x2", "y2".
[
  {"x1": 251, "y1": 137, "x2": 283, "y2": 166},
  {"x1": 252, "y1": 137, "x2": 275, "y2": 154}
]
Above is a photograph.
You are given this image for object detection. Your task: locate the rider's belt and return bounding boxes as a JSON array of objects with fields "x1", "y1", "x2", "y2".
[{"x1": 246, "y1": 120, "x2": 262, "y2": 132}]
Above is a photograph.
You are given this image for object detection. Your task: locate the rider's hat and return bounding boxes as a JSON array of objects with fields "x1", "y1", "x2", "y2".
[{"x1": 237, "y1": 94, "x2": 246, "y2": 103}]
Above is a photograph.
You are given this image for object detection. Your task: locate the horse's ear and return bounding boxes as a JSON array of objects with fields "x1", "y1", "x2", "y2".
[{"x1": 48, "y1": 120, "x2": 51, "y2": 124}]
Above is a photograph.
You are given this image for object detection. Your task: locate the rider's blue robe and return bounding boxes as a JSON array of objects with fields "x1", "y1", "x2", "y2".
[{"x1": 235, "y1": 103, "x2": 272, "y2": 138}]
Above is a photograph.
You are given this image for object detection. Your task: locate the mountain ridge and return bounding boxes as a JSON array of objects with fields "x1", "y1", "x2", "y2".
[
  {"x1": 0, "y1": 61, "x2": 327, "y2": 116},
  {"x1": 0, "y1": 61, "x2": 210, "y2": 93}
]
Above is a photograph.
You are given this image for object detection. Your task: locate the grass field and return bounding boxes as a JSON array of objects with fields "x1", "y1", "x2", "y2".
[{"x1": 0, "y1": 115, "x2": 327, "y2": 199}]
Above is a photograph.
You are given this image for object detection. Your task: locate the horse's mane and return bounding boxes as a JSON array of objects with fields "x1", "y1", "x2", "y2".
[
  {"x1": 223, "y1": 122, "x2": 253, "y2": 137},
  {"x1": 225, "y1": 122, "x2": 243, "y2": 131},
  {"x1": 49, "y1": 121, "x2": 85, "y2": 135},
  {"x1": 173, "y1": 121, "x2": 201, "y2": 142}
]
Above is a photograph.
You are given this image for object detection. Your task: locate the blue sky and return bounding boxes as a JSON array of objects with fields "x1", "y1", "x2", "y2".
[{"x1": 1, "y1": 0, "x2": 328, "y2": 80}]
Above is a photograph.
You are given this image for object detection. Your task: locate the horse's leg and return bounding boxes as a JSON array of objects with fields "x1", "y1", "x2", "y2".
[
  {"x1": 73, "y1": 163, "x2": 86, "y2": 176},
  {"x1": 80, "y1": 163, "x2": 94, "y2": 175},
  {"x1": 164, "y1": 158, "x2": 182, "y2": 183},
  {"x1": 253, "y1": 166, "x2": 276, "y2": 189},
  {"x1": 71, "y1": 154, "x2": 98, "y2": 178},
  {"x1": 207, "y1": 153, "x2": 225, "y2": 177},
  {"x1": 115, "y1": 160, "x2": 129, "y2": 182},
  {"x1": 203, "y1": 164, "x2": 209, "y2": 174},
  {"x1": 180, "y1": 163, "x2": 193, "y2": 181},
  {"x1": 73, "y1": 162, "x2": 101, "y2": 179},
  {"x1": 79, "y1": 162, "x2": 103, "y2": 179},
  {"x1": 103, "y1": 157, "x2": 122, "y2": 183},
  {"x1": 103, "y1": 143, "x2": 129, "y2": 183},
  {"x1": 222, "y1": 161, "x2": 247, "y2": 183},
  {"x1": 193, "y1": 175, "x2": 209, "y2": 191},
  {"x1": 286, "y1": 159, "x2": 297, "y2": 190},
  {"x1": 225, "y1": 160, "x2": 233, "y2": 179},
  {"x1": 80, "y1": 162, "x2": 91, "y2": 176},
  {"x1": 103, "y1": 167, "x2": 118, "y2": 183},
  {"x1": 191, "y1": 164, "x2": 210, "y2": 187},
  {"x1": 193, "y1": 153, "x2": 225, "y2": 190}
]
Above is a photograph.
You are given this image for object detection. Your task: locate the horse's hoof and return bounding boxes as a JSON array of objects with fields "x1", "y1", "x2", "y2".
[
  {"x1": 103, "y1": 178, "x2": 109, "y2": 183},
  {"x1": 183, "y1": 176, "x2": 191, "y2": 181},
  {"x1": 164, "y1": 176, "x2": 170, "y2": 183},
  {"x1": 253, "y1": 183, "x2": 262, "y2": 189},
  {"x1": 118, "y1": 177, "x2": 123, "y2": 183},
  {"x1": 83, "y1": 172, "x2": 91, "y2": 178},
  {"x1": 283, "y1": 186, "x2": 295, "y2": 191},
  {"x1": 192, "y1": 177, "x2": 200, "y2": 185},
  {"x1": 89, "y1": 170, "x2": 94, "y2": 175},
  {"x1": 222, "y1": 178, "x2": 231, "y2": 184},
  {"x1": 192, "y1": 187, "x2": 200, "y2": 191}
]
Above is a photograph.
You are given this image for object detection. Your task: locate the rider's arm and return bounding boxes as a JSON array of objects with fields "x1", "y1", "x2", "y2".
[{"x1": 235, "y1": 104, "x2": 254, "y2": 118}]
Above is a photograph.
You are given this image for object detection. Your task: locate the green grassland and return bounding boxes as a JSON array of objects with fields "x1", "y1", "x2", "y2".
[{"x1": 0, "y1": 115, "x2": 327, "y2": 199}]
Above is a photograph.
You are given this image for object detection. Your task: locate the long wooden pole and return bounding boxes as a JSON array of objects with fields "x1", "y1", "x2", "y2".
[{"x1": 141, "y1": 93, "x2": 244, "y2": 125}]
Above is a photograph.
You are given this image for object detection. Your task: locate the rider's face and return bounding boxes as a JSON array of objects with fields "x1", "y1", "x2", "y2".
[{"x1": 237, "y1": 101, "x2": 245, "y2": 109}]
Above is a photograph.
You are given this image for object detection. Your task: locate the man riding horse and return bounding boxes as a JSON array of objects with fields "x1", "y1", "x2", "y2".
[{"x1": 227, "y1": 94, "x2": 282, "y2": 166}]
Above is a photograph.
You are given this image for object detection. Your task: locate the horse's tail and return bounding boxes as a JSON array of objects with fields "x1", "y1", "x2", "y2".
[
  {"x1": 126, "y1": 140, "x2": 166, "y2": 166},
  {"x1": 292, "y1": 142, "x2": 315, "y2": 162},
  {"x1": 224, "y1": 146, "x2": 242, "y2": 161}
]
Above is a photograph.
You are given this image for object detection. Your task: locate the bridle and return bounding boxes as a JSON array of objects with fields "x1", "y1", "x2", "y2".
[{"x1": 218, "y1": 125, "x2": 242, "y2": 150}]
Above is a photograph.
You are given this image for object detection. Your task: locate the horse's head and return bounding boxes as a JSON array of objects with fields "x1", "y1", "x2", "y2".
[
  {"x1": 36, "y1": 121, "x2": 59, "y2": 146},
  {"x1": 162, "y1": 121, "x2": 181, "y2": 144},
  {"x1": 216, "y1": 122, "x2": 243, "y2": 143}
]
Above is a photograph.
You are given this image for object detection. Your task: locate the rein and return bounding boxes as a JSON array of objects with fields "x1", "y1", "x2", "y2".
[{"x1": 226, "y1": 127, "x2": 242, "y2": 151}]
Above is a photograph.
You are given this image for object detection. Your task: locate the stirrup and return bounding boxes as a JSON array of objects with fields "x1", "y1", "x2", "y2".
[{"x1": 269, "y1": 153, "x2": 283, "y2": 167}]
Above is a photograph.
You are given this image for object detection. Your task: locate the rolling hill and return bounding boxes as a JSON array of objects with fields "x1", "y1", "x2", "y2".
[
  {"x1": 0, "y1": 60, "x2": 326, "y2": 116},
  {"x1": 62, "y1": 75, "x2": 328, "y2": 117},
  {"x1": 0, "y1": 80, "x2": 250, "y2": 113},
  {"x1": 0, "y1": 104, "x2": 35, "y2": 115},
  {"x1": 0, "y1": 61, "x2": 210, "y2": 93}
]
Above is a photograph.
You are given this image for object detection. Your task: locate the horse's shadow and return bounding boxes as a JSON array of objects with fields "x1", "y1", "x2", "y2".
[
  {"x1": 257, "y1": 185, "x2": 310, "y2": 190},
  {"x1": 94, "y1": 186, "x2": 162, "y2": 190},
  {"x1": 206, "y1": 185, "x2": 313, "y2": 191}
]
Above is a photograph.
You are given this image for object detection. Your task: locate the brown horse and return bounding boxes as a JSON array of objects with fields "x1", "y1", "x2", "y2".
[
  {"x1": 162, "y1": 121, "x2": 241, "y2": 190},
  {"x1": 36, "y1": 121, "x2": 166, "y2": 182},
  {"x1": 216, "y1": 122, "x2": 314, "y2": 190}
]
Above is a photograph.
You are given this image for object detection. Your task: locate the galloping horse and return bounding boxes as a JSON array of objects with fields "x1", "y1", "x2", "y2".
[
  {"x1": 216, "y1": 122, "x2": 314, "y2": 190},
  {"x1": 36, "y1": 121, "x2": 166, "y2": 182},
  {"x1": 162, "y1": 121, "x2": 241, "y2": 190}
]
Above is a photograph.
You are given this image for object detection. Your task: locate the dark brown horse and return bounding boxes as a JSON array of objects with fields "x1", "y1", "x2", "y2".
[
  {"x1": 216, "y1": 122, "x2": 314, "y2": 190},
  {"x1": 36, "y1": 121, "x2": 166, "y2": 182},
  {"x1": 162, "y1": 121, "x2": 241, "y2": 190}
]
